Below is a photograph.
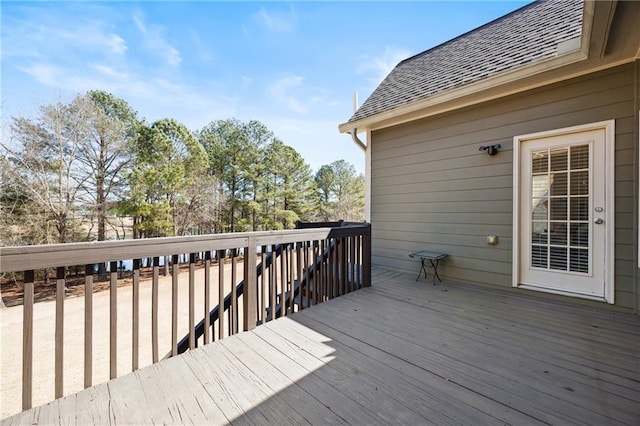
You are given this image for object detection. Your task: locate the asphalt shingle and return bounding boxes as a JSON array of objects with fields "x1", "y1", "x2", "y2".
[{"x1": 348, "y1": 0, "x2": 583, "y2": 123}]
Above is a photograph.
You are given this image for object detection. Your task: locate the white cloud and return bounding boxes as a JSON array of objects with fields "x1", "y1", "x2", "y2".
[
  {"x1": 2, "y1": 17, "x2": 127, "y2": 59},
  {"x1": 268, "y1": 75, "x2": 308, "y2": 114},
  {"x1": 51, "y1": 25, "x2": 129, "y2": 55},
  {"x1": 106, "y1": 33, "x2": 128, "y2": 55},
  {"x1": 356, "y1": 46, "x2": 411, "y2": 86},
  {"x1": 92, "y1": 64, "x2": 128, "y2": 80},
  {"x1": 254, "y1": 7, "x2": 295, "y2": 33},
  {"x1": 15, "y1": 58, "x2": 237, "y2": 129},
  {"x1": 189, "y1": 30, "x2": 213, "y2": 63},
  {"x1": 133, "y1": 13, "x2": 181, "y2": 66},
  {"x1": 266, "y1": 75, "x2": 341, "y2": 117},
  {"x1": 17, "y1": 63, "x2": 63, "y2": 86}
]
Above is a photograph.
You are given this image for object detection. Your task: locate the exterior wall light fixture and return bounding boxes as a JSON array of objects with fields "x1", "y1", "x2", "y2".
[{"x1": 479, "y1": 144, "x2": 501, "y2": 155}]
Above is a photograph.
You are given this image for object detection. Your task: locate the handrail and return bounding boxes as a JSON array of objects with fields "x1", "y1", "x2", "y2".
[
  {"x1": 0, "y1": 222, "x2": 371, "y2": 416},
  {"x1": 0, "y1": 226, "x2": 363, "y2": 273},
  {"x1": 174, "y1": 243, "x2": 284, "y2": 355},
  {"x1": 174, "y1": 236, "x2": 346, "y2": 355}
]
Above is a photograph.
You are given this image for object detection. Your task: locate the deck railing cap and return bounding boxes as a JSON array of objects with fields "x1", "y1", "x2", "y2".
[{"x1": 0, "y1": 224, "x2": 370, "y2": 273}]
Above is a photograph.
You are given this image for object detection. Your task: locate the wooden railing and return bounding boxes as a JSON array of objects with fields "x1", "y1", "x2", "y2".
[{"x1": 0, "y1": 223, "x2": 371, "y2": 413}]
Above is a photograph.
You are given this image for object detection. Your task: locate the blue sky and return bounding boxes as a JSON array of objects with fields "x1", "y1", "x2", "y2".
[{"x1": 1, "y1": 1, "x2": 530, "y2": 173}]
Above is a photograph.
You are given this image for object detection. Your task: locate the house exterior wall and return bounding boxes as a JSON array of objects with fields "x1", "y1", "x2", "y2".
[{"x1": 370, "y1": 61, "x2": 639, "y2": 310}]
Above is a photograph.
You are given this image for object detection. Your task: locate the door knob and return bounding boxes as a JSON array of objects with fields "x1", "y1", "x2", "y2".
[{"x1": 594, "y1": 218, "x2": 604, "y2": 224}]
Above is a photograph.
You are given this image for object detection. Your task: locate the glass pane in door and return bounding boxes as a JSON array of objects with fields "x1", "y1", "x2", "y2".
[{"x1": 530, "y1": 144, "x2": 590, "y2": 274}]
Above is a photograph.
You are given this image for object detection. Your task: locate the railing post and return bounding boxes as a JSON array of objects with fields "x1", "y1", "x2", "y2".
[
  {"x1": 243, "y1": 237, "x2": 257, "y2": 330},
  {"x1": 363, "y1": 223, "x2": 372, "y2": 287},
  {"x1": 8, "y1": 225, "x2": 374, "y2": 414}
]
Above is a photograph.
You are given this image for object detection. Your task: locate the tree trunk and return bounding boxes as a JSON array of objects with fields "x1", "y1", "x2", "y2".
[
  {"x1": 96, "y1": 155, "x2": 107, "y2": 280},
  {"x1": 57, "y1": 213, "x2": 67, "y2": 243},
  {"x1": 230, "y1": 178, "x2": 236, "y2": 232},
  {"x1": 96, "y1": 147, "x2": 106, "y2": 242}
]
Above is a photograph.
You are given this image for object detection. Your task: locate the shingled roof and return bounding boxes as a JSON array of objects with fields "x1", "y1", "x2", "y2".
[{"x1": 347, "y1": 0, "x2": 583, "y2": 123}]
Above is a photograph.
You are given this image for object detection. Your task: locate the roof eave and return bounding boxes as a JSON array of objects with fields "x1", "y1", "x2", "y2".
[
  {"x1": 338, "y1": 49, "x2": 588, "y2": 134},
  {"x1": 338, "y1": 0, "x2": 597, "y2": 134}
]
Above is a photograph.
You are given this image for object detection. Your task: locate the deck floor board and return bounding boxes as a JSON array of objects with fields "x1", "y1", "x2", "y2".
[
  {"x1": 249, "y1": 325, "x2": 388, "y2": 425},
  {"x1": 306, "y1": 291, "x2": 639, "y2": 424},
  {"x1": 332, "y1": 289, "x2": 640, "y2": 388},
  {"x1": 3, "y1": 268, "x2": 639, "y2": 425}
]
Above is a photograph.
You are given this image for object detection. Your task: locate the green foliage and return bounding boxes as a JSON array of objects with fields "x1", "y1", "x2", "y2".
[
  {"x1": 261, "y1": 140, "x2": 316, "y2": 229},
  {"x1": 125, "y1": 119, "x2": 208, "y2": 238},
  {"x1": 199, "y1": 119, "x2": 272, "y2": 232},
  {"x1": 2, "y1": 91, "x2": 365, "y2": 245},
  {"x1": 199, "y1": 119, "x2": 319, "y2": 232},
  {"x1": 314, "y1": 160, "x2": 364, "y2": 222}
]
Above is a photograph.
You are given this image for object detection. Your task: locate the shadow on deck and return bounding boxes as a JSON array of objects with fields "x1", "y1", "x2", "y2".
[{"x1": 5, "y1": 268, "x2": 640, "y2": 425}]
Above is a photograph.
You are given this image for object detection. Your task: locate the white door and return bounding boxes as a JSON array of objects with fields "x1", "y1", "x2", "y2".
[{"x1": 518, "y1": 128, "x2": 608, "y2": 299}]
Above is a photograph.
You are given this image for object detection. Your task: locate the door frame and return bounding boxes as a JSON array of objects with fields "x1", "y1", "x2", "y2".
[{"x1": 512, "y1": 120, "x2": 615, "y2": 303}]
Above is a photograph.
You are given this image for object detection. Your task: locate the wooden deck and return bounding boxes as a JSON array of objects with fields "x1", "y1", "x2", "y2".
[{"x1": 4, "y1": 269, "x2": 640, "y2": 425}]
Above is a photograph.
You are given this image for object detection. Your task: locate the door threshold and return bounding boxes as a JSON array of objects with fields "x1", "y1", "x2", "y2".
[{"x1": 517, "y1": 283, "x2": 608, "y2": 303}]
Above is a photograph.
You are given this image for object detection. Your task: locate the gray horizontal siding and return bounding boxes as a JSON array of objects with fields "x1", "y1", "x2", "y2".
[{"x1": 370, "y1": 62, "x2": 637, "y2": 309}]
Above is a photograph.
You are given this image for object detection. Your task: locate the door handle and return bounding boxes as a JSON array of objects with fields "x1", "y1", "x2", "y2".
[{"x1": 594, "y1": 218, "x2": 604, "y2": 224}]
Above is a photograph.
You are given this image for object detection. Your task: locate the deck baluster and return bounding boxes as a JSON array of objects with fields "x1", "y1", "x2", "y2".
[
  {"x1": 217, "y1": 250, "x2": 225, "y2": 340},
  {"x1": 280, "y1": 245, "x2": 286, "y2": 317},
  {"x1": 152, "y1": 257, "x2": 160, "y2": 363},
  {"x1": 331, "y1": 238, "x2": 337, "y2": 298},
  {"x1": 289, "y1": 243, "x2": 295, "y2": 314},
  {"x1": 171, "y1": 255, "x2": 179, "y2": 356},
  {"x1": 84, "y1": 265, "x2": 93, "y2": 389},
  {"x1": 302, "y1": 241, "x2": 309, "y2": 309},
  {"x1": 320, "y1": 240, "x2": 326, "y2": 302},
  {"x1": 4, "y1": 223, "x2": 371, "y2": 415},
  {"x1": 132, "y1": 259, "x2": 140, "y2": 370},
  {"x1": 189, "y1": 253, "x2": 196, "y2": 349},
  {"x1": 109, "y1": 261, "x2": 118, "y2": 379},
  {"x1": 270, "y1": 245, "x2": 277, "y2": 321},
  {"x1": 204, "y1": 251, "x2": 211, "y2": 344},
  {"x1": 55, "y1": 267, "x2": 65, "y2": 398},
  {"x1": 312, "y1": 241, "x2": 319, "y2": 305},
  {"x1": 22, "y1": 270, "x2": 34, "y2": 411},
  {"x1": 356, "y1": 235, "x2": 361, "y2": 288},
  {"x1": 260, "y1": 246, "x2": 266, "y2": 323},
  {"x1": 231, "y1": 249, "x2": 238, "y2": 335}
]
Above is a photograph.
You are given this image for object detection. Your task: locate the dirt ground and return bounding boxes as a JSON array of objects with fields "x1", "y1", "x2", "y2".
[
  {"x1": 0, "y1": 260, "x2": 247, "y2": 420},
  {"x1": 0, "y1": 262, "x2": 197, "y2": 307}
]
